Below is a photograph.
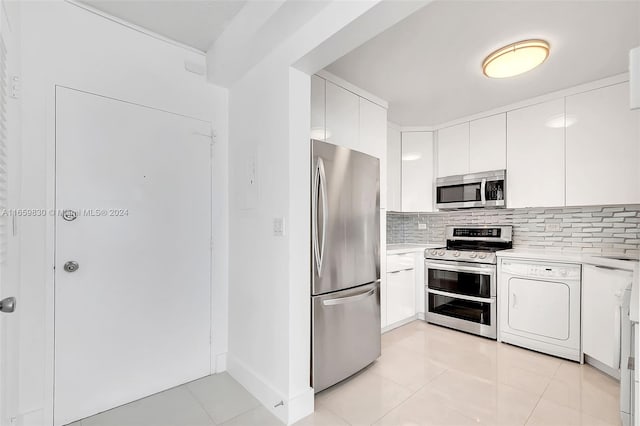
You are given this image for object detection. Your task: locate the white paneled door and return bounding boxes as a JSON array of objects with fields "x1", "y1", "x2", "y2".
[
  {"x1": 0, "y1": 4, "x2": 19, "y2": 426},
  {"x1": 54, "y1": 87, "x2": 212, "y2": 426}
]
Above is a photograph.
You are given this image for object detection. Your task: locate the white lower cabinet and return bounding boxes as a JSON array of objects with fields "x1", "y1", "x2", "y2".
[
  {"x1": 384, "y1": 253, "x2": 419, "y2": 329},
  {"x1": 386, "y1": 268, "x2": 416, "y2": 326},
  {"x1": 582, "y1": 264, "x2": 634, "y2": 370}
]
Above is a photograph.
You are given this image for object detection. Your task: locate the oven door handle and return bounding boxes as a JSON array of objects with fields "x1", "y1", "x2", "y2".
[
  {"x1": 427, "y1": 288, "x2": 495, "y2": 304},
  {"x1": 425, "y1": 261, "x2": 495, "y2": 275}
]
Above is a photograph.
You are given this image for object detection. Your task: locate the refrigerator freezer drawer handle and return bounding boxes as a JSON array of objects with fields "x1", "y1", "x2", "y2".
[{"x1": 322, "y1": 288, "x2": 375, "y2": 306}]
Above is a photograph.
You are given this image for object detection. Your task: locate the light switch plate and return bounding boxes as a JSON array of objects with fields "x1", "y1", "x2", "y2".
[
  {"x1": 273, "y1": 217, "x2": 285, "y2": 236},
  {"x1": 418, "y1": 223, "x2": 427, "y2": 230}
]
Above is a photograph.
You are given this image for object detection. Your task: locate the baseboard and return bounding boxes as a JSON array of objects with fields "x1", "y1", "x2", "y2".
[
  {"x1": 286, "y1": 387, "x2": 314, "y2": 425},
  {"x1": 215, "y1": 352, "x2": 227, "y2": 373},
  {"x1": 227, "y1": 354, "x2": 312, "y2": 425},
  {"x1": 381, "y1": 314, "x2": 421, "y2": 334},
  {"x1": 417, "y1": 312, "x2": 425, "y2": 321},
  {"x1": 584, "y1": 354, "x2": 621, "y2": 380}
]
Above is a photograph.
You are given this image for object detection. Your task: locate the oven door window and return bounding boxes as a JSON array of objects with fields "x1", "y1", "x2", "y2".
[
  {"x1": 428, "y1": 268, "x2": 491, "y2": 298},
  {"x1": 428, "y1": 293, "x2": 492, "y2": 326},
  {"x1": 437, "y1": 183, "x2": 481, "y2": 204}
]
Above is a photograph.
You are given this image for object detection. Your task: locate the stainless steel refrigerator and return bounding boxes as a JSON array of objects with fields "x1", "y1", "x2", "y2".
[{"x1": 311, "y1": 139, "x2": 381, "y2": 393}]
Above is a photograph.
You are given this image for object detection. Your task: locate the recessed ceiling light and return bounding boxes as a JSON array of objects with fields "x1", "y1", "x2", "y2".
[{"x1": 483, "y1": 39, "x2": 550, "y2": 78}]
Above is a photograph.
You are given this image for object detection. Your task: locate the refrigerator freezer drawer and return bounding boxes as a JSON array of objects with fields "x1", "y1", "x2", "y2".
[{"x1": 312, "y1": 281, "x2": 381, "y2": 393}]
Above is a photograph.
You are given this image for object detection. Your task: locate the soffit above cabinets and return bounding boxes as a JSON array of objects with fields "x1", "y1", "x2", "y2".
[
  {"x1": 324, "y1": 0, "x2": 640, "y2": 127},
  {"x1": 79, "y1": 0, "x2": 247, "y2": 51}
]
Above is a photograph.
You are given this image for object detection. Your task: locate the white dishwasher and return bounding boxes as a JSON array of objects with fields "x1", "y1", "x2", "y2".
[{"x1": 498, "y1": 259, "x2": 582, "y2": 362}]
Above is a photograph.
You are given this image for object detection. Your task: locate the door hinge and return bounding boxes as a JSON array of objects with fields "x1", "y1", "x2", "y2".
[
  {"x1": 10, "y1": 76, "x2": 20, "y2": 99},
  {"x1": 628, "y1": 356, "x2": 635, "y2": 371}
]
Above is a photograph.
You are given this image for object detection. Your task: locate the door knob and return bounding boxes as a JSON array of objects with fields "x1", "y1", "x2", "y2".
[
  {"x1": 0, "y1": 297, "x2": 16, "y2": 313},
  {"x1": 64, "y1": 261, "x2": 79, "y2": 273}
]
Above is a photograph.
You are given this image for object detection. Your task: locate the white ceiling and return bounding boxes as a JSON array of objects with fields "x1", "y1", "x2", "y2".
[
  {"x1": 81, "y1": 0, "x2": 247, "y2": 51},
  {"x1": 325, "y1": 0, "x2": 640, "y2": 127}
]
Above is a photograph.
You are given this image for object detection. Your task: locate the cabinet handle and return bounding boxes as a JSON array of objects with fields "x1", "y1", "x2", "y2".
[
  {"x1": 388, "y1": 268, "x2": 414, "y2": 274},
  {"x1": 614, "y1": 305, "x2": 621, "y2": 369},
  {"x1": 512, "y1": 293, "x2": 517, "y2": 308}
]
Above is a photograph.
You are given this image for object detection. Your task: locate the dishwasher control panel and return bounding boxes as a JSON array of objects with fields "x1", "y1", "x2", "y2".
[{"x1": 500, "y1": 260, "x2": 581, "y2": 280}]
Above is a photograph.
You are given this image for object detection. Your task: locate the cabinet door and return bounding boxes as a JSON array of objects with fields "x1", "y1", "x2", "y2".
[
  {"x1": 469, "y1": 113, "x2": 506, "y2": 173},
  {"x1": 359, "y1": 98, "x2": 387, "y2": 208},
  {"x1": 381, "y1": 275, "x2": 388, "y2": 329},
  {"x1": 325, "y1": 81, "x2": 359, "y2": 150},
  {"x1": 387, "y1": 269, "x2": 416, "y2": 325},
  {"x1": 401, "y1": 132, "x2": 434, "y2": 212},
  {"x1": 583, "y1": 264, "x2": 633, "y2": 369},
  {"x1": 437, "y1": 122, "x2": 469, "y2": 177},
  {"x1": 507, "y1": 99, "x2": 565, "y2": 208},
  {"x1": 310, "y1": 75, "x2": 326, "y2": 140},
  {"x1": 387, "y1": 125, "x2": 401, "y2": 211},
  {"x1": 566, "y1": 82, "x2": 640, "y2": 206}
]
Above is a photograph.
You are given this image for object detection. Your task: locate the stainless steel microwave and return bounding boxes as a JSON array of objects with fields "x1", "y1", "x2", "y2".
[{"x1": 435, "y1": 170, "x2": 506, "y2": 210}]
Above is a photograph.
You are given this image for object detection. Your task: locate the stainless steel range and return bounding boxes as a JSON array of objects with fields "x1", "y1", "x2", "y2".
[{"x1": 424, "y1": 225, "x2": 512, "y2": 339}]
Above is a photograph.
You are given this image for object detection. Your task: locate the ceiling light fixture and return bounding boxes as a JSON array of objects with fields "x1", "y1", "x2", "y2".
[{"x1": 482, "y1": 39, "x2": 550, "y2": 78}]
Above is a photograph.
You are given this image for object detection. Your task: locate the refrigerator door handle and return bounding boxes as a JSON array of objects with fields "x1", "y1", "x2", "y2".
[
  {"x1": 322, "y1": 287, "x2": 376, "y2": 306},
  {"x1": 312, "y1": 159, "x2": 321, "y2": 275},
  {"x1": 317, "y1": 157, "x2": 327, "y2": 276}
]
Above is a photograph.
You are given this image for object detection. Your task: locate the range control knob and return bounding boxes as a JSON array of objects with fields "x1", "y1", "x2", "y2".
[
  {"x1": 437, "y1": 250, "x2": 445, "y2": 256},
  {"x1": 453, "y1": 251, "x2": 461, "y2": 257},
  {"x1": 429, "y1": 249, "x2": 437, "y2": 256},
  {"x1": 469, "y1": 252, "x2": 478, "y2": 258},
  {"x1": 478, "y1": 253, "x2": 487, "y2": 259}
]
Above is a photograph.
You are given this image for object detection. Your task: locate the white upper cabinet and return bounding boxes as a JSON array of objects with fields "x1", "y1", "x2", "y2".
[
  {"x1": 402, "y1": 131, "x2": 434, "y2": 212},
  {"x1": 310, "y1": 75, "x2": 326, "y2": 141},
  {"x1": 359, "y1": 97, "x2": 388, "y2": 208},
  {"x1": 469, "y1": 113, "x2": 506, "y2": 173},
  {"x1": 565, "y1": 82, "x2": 640, "y2": 206},
  {"x1": 325, "y1": 80, "x2": 359, "y2": 151},
  {"x1": 387, "y1": 125, "x2": 401, "y2": 211},
  {"x1": 437, "y1": 122, "x2": 469, "y2": 177},
  {"x1": 359, "y1": 97, "x2": 387, "y2": 158},
  {"x1": 507, "y1": 99, "x2": 565, "y2": 208}
]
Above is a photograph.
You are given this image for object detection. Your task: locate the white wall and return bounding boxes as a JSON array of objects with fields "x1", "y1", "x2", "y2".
[
  {"x1": 18, "y1": 2, "x2": 228, "y2": 424},
  {"x1": 221, "y1": 2, "x2": 428, "y2": 424}
]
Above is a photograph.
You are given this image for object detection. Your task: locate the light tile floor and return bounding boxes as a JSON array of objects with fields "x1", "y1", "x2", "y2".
[{"x1": 71, "y1": 320, "x2": 621, "y2": 426}]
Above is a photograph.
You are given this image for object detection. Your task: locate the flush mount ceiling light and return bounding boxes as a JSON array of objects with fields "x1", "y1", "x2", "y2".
[{"x1": 482, "y1": 39, "x2": 550, "y2": 78}]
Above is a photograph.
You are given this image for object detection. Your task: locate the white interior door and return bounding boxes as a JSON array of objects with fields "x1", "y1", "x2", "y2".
[
  {"x1": 54, "y1": 87, "x2": 212, "y2": 426},
  {"x1": 0, "y1": 4, "x2": 19, "y2": 425}
]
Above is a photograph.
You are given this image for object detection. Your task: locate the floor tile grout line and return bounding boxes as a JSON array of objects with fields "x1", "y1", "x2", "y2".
[
  {"x1": 183, "y1": 382, "x2": 219, "y2": 426},
  {"x1": 522, "y1": 370, "x2": 555, "y2": 426},
  {"x1": 367, "y1": 369, "x2": 450, "y2": 425},
  {"x1": 313, "y1": 400, "x2": 353, "y2": 426}
]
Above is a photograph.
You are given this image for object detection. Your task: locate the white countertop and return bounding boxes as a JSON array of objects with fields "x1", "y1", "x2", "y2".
[
  {"x1": 496, "y1": 248, "x2": 639, "y2": 272},
  {"x1": 387, "y1": 243, "x2": 443, "y2": 255}
]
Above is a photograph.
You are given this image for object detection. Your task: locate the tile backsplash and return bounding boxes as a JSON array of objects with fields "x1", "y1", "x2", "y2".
[{"x1": 387, "y1": 205, "x2": 640, "y2": 258}]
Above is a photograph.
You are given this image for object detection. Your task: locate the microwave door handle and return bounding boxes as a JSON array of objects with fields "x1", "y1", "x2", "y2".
[{"x1": 481, "y1": 178, "x2": 487, "y2": 205}]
